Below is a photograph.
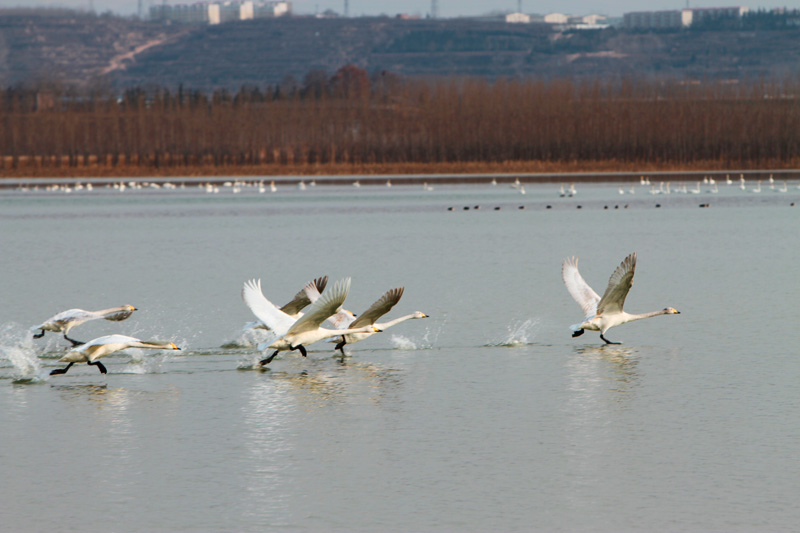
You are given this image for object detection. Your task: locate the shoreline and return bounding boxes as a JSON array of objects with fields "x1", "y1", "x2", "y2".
[{"x1": 2, "y1": 160, "x2": 800, "y2": 187}]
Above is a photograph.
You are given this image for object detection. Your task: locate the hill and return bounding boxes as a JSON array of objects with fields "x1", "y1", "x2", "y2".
[{"x1": 3, "y1": 10, "x2": 800, "y2": 90}]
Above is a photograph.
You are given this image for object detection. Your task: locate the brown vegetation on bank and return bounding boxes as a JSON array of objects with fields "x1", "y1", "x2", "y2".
[{"x1": 3, "y1": 69, "x2": 800, "y2": 179}]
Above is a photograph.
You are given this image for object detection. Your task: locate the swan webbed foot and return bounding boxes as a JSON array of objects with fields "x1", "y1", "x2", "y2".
[
  {"x1": 50, "y1": 362, "x2": 74, "y2": 376},
  {"x1": 33, "y1": 330, "x2": 45, "y2": 339},
  {"x1": 295, "y1": 345, "x2": 308, "y2": 358},
  {"x1": 88, "y1": 360, "x2": 107, "y2": 374},
  {"x1": 600, "y1": 334, "x2": 621, "y2": 345},
  {"x1": 572, "y1": 329, "x2": 585, "y2": 338},
  {"x1": 259, "y1": 351, "x2": 279, "y2": 367},
  {"x1": 335, "y1": 337, "x2": 347, "y2": 356},
  {"x1": 64, "y1": 334, "x2": 85, "y2": 347}
]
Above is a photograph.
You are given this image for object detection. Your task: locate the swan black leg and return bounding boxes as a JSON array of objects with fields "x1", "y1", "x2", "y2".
[
  {"x1": 33, "y1": 330, "x2": 45, "y2": 339},
  {"x1": 64, "y1": 334, "x2": 85, "y2": 347},
  {"x1": 294, "y1": 345, "x2": 307, "y2": 358},
  {"x1": 50, "y1": 362, "x2": 74, "y2": 376},
  {"x1": 572, "y1": 329, "x2": 585, "y2": 338},
  {"x1": 335, "y1": 336, "x2": 347, "y2": 356},
  {"x1": 88, "y1": 360, "x2": 107, "y2": 374},
  {"x1": 259, "y1": 350, "x2": 279, "y2": 366},
  {"x1": 600, "y1": 334, "x2": 621, "y2": 345}
]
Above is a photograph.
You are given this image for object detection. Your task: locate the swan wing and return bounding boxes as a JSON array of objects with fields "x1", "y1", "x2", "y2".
[
  {"x1": 303, "y1": 276, "x2": 355, "y2": 328},
  {"x1": 280, "y1": 276, "x2": 328, "y2": 317},
  {"x1": 242, "y1": 279, "x2": 295, "y2": 335},
  {"x1": 288, "y1": 277, "x2": 351, "y2": 335},
  {"x1": 350, "y1": 287, "x2": 404, "y2": 329},
  {"x1": 101, "y1": 306, "x2": 136, "y2": 322},
  {"x1": 597, "y1": 253, "x2": 637, "y2": 315},
  {"x1": 562, "y1": 257, "x2": 601, "y2": 319},
  {"x1": 65, "y1": 334, "x2": 139, "y2": 362}
]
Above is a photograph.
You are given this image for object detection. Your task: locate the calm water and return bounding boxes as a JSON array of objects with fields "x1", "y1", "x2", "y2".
[{"x1": 1, "y1": 179, "x2": 799, "y2": 531}]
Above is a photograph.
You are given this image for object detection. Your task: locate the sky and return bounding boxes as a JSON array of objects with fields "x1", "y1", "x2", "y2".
[{"x1": 2, "y1": 0, "x2": 799, "y2": 18}]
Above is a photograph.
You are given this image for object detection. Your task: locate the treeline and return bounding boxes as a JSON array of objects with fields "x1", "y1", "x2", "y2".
[{"x1": 3, "y1": 67, "x2": 800, "y2": 172}]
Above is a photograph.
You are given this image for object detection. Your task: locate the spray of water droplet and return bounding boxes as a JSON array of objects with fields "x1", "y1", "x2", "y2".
[
  {"x1": 0, "y1": 322, "x2": 43, "y2": 380},
  {"x1": 494, "y1": 318, "x2": 540, "y2": 347}
]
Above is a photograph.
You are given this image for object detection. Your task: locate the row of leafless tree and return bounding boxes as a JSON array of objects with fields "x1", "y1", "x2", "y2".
[{"x1": 3, "y1": 74, "x2": 800, "y2": 169}]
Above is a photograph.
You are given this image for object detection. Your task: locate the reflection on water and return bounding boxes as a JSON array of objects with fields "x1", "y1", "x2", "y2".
[
  {"x1": 563, "y1": 344, "x2": 642, "y2": 504},
  {"x1": 572, "y1": 344, "x2": 641, "y2": 397}
]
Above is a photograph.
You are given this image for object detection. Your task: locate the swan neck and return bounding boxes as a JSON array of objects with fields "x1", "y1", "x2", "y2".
[
  {"x1": 627, "y1": 309, "x2": 670, "y2": 322},
  {"x1": 380, "y1": 314, "x2": 417, "y2": 328}
]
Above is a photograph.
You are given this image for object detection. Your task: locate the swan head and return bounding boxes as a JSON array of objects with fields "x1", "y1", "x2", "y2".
[
  {"x1": 145, "y1": 340, "x2": 181, "y2": 350},
  {"x1": 413, "y1": 312, "x2": 429, "y2": 319},
  {"x1": 125, "y1": 305, "x2": 138, "y2": 312},
  {"x1": 664, "y1": 307, "x2": 680, "y2": 314},
  {"x1": 372, "y1": 326, "x2": 382, "y2": 333}
]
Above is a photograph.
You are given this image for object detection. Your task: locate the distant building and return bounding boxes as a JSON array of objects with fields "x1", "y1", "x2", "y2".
[
  {"x1": 255, "y1": 1, "x2": 290, "y2": 17},
  {"x1": 505, "y1": 12, "x2": 530, "y2": 23},
  {"x1": 543, "y1": 12, "x2": 569, "y2": 24},
  {"x1": 150, "y1": 3, "x2": 221, "y2": 24},
  {"x1": 624, "y1": 10, "x2": 689, "y2": 29},
  {"x1": 624, "y1": 6, "x2": 749, "y2": 29},
  {"x1": 150, "y1": 1, "x2": 291, "y2": 24},
  {"x1": 219, "y1": 1, "x2": 254, "y2": 23}
]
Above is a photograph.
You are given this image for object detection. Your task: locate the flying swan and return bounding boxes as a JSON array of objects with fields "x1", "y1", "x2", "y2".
[
  {"x1": 49, "y1": 334, "x2": 180, "y2": 375},
  {"x1": 329, "y1": 287, "x2": 428, "y2": 355},
  {"x1": 31, "y1": 305, "x2": 137, "y2": 346},
  {"x1": 242, "y1": 276, "x2": 328, "y2": 331},
  {"x1": 242, "y1": 277, "x2": 381, "y2": 366},
  {"x1": 562, "y1": 253, "x2": 679, "y2": 344}
]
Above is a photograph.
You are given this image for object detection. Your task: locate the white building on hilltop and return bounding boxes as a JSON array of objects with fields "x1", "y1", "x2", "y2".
[
  {"x1": 505, "y1": 12, "x2": 530, "y2": 23},
  {"x1": 150, "y1": 1, "x2": 291, "y2": 24},
  {"x1": 624, "y1": 6, "x2": 749, "y2": 29}
]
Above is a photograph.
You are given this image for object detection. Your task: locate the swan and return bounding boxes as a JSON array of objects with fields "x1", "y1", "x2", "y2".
[
  {"x1": 242, "y1": 277, "x2": 380, "y2": 366},
  {"x1": 31, "y1": 305, "x2": 137, "y2": 346},
  {"x1": 49, "y1": 334, "x2": 180, "y2": 375},
  {"x1": 752, "y1": 180, "x2": 762, "y2": 193},
  {"x1": 241, "y1": 276, "x2": 328, "y2": 331},
  {"x1": 562, "y1": 253, "x2": 680, "y2": 345},
  {"x1": 329, "y1": 287, "x2": 428, "y2": 354}
]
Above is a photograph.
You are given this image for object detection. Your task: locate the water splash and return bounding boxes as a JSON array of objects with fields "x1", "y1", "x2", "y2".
[
  {"x1": 493, "y1": 318, "x2": 540, "y2": 347},
  {"x1": 390, "y1": 335, "x2": 417, "y2": 350},
  {"x1": 0, "y1": 322, "x2": 43, "y2": 380},
  {"x1": 389, "y1": 322, "x2": 442, "y2": 351},
  {"x1": 221, "y1": 323, "x2": 274, "y2": 349}
]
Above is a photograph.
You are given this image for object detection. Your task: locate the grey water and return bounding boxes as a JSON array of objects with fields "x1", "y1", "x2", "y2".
[{"x1": 1, "y1": 179, "x2": 799, "y2": 531}]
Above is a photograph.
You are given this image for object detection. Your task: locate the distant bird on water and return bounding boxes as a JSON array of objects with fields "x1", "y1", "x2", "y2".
[
  {"x1": 31, "y1": 305, "x2": 137, "y2": 346},
  {"x1": 49, "y1": 334, "x2": 180, "y2": 376},
  {"x1": 562, "y1": 253, "x2": 680, "y2": 344}
]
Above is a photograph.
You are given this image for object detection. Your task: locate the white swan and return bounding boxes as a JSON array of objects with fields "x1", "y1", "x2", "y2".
[
  {"x1": 330, "y1": 287, "x2": 428, "y2": 354},
  {"x1": 562, "y1": 253, "x2": 680, "y2": 344},
  {"x1": 49, "y1": 334, "x2": 180, "y2": 375},
  {"x1": 242, "y1": 277, "x2": 380, "y2": 366},
  {"x1": 31, "y1": 305, "x2": 137, "y2": 346},
  {"x1": 241, "y1": 276, "x2": 328, "y2": 331}
]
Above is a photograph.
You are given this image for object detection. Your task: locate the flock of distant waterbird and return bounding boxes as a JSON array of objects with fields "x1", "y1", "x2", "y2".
[
  {"x1": 9, "y1": 172, "x2": 800, "y2": 199},
  {"x1": 30, "y1": 252, "x2": 682, "y2": 376}
]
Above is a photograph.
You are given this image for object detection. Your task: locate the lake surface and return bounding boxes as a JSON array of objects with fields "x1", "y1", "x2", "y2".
[{"x1": 1, "y1": 177, "x2": 799, "y2": 531}]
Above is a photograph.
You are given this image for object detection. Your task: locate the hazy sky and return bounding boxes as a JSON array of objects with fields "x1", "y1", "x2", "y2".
[{"x1": 2, "y1": 0, "x2": 799, "y2": 18}]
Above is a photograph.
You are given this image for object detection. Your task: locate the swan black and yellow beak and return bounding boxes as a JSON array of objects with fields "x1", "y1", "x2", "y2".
[{"x1": 373, "y1": 326, "x2": 382, "y2": 332}]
